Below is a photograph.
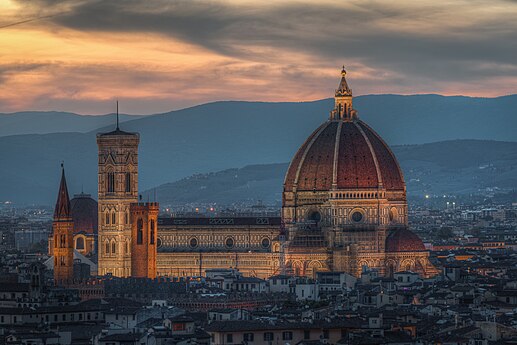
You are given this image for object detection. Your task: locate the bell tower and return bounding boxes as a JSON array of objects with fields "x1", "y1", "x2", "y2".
[
  {"x1": 97, "y1": 112, "x2": 139, "y2": 277},
  {"x1": 52, "y1": 165, "x2": 74, "y2": 285}
]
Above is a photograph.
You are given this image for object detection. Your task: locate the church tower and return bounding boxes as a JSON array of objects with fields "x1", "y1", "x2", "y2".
[
  {"x1": 130, "y1": 202, "x2": 159, "y2": 279},
  {"x1": 52, "y1": 165, "x2": 74, "y2": 285},
  {"x1": 97, "y1": 115, "x2": 139, "y2": 277}
]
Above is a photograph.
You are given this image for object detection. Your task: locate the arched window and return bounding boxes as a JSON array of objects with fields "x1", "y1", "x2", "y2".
[
  {"x1": 107, "y1": 172, "x2": 115, "y2": 193},
  {"x1": 125, "y1": 172, "x2": 131, "y2": 193},
  {"x1": 111, "y1": 241, "x2": 116, "y2": 254},
  {"x1": 76, "y1": 237, "x2": 85, "y2": 250},
  {"x1": 150, "y1": 220, "x2": 155, "y2": 245},
  {"x1": 137, "y1": 219, "x2": 143, "y2": 245},
  {"x1": 105, "y1": 242, "x2": 110, "y2": 255}
]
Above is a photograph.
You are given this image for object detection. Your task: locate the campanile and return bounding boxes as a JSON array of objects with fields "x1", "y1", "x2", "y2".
[{"x1": 97, "y1": 119, "x2": 139, "y2": 277}]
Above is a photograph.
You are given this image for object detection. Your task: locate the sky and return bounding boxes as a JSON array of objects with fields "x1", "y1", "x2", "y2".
[{"x1": 0, "y1": 0, "x2": 516, "y2": 115}]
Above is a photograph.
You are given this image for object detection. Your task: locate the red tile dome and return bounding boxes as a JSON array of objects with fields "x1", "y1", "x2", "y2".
[
  {"x1": 283, "y1": 119, "x2": 405, "y2": 192},
  {"x1": 385, "y1": 228, "x2": 426, "y2": 252},
  {"x1": 70, "y1": 193, "x2": 98, "y2": 234}
]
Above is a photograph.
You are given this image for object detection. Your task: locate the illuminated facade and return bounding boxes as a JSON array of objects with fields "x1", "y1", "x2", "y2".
[
  {"x1": 281, "y1": 68, "x2": 437, "y2": 277},
  {"x1": 97, "y1": 126, "x2": 139, "y2": 277},
  {"x1": 90, "y1": 68, "x2": 437, "y2": 279}
]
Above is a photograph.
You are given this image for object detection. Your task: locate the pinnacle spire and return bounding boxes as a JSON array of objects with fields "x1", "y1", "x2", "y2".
[
  {"x1": 335, "y1": 65, "x2": 352, "y2": 97},
  {"x1": 116, "y1": 100, "x2": 119, "y2": 130},
  {"x1": 54, "y1": 163, "x2": 71, "y2": 220}
]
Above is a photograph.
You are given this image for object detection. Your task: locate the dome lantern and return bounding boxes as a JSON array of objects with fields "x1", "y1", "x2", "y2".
[{"x1": 330, "y1": 66, "x2": 357, "y2": 121}]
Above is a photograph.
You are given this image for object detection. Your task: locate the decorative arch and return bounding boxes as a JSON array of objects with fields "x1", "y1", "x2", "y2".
[
  {"x1": 400, "y1": 259, "x2": 415, "y2": 271},
  {"x1": 306, "y1": 260, "x2": 323, "y2": 278},
  {"x1": 75, "y1": 236, "x2": 85, "y2": 250},
  {"x1": 291, "y1": 260, "x2": 303, "y2": 276},
  {"x1": 385, "y1": 259, "x2": 397, "y2": 277}
]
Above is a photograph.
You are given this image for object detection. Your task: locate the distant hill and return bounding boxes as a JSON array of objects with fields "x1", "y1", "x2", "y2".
[
  {"x1": 0, "y1": 111, "x2": 143, "y2": 137},
  {"x1": 143, "y1": 140, "x2": 517, "y2": 205},
  {"x1": 0, "y1": 94, "x2": 516, "y2": 205}
]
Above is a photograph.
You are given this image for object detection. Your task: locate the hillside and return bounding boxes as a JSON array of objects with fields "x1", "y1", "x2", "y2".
[
  {"x1": 0, "y1": 94, "x2": 516, "y2": 205},
  {"x1": 143, "y1": 140, "x2": 517, "y2": 206},
  {"x1": 0, "y1": 111, "x2": 143, "y2": 137}
]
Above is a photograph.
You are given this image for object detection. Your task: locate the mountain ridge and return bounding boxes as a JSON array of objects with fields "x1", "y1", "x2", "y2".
[{"x1": 1, "y1": 94, "x2": 516, "y2": 205}]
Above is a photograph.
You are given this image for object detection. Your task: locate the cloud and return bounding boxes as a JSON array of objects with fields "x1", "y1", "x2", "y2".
[
  {"x1": 14, "y1": 0, "x2": 517, "y2": 80},
  {"x1": 1, "y1": 0, "x2": 516, "y2": 113}
]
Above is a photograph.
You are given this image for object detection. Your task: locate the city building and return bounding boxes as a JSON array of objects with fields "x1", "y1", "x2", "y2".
[{"x1": 80, "y1": 69, "x2": 435, "y2": 279}]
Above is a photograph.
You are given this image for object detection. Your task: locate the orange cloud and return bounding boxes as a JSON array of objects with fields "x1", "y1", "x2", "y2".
[{"x1": 0, "y1": 0, "x2": 516, "y2": 114}]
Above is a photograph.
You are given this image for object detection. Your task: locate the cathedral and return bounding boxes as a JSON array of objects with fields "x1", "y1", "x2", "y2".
[{"x1": 51, "y1": 68, "x2": 437, "y2": 282}]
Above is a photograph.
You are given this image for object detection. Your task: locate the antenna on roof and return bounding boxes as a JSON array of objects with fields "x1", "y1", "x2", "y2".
[{"x1": 116, "y1": 100, "x2": 120, "y2": 130}]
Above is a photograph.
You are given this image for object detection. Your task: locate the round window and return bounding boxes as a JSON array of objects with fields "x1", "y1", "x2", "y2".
[
  {"x1": 261, "y1": 238, "x2": 271, "y2": 248},
  {"x1": 225, "y1": 237, "x2": 234, "y2": 248},
  {"x1": 351, "y1": 211, "x2": 363, "y2": 223},
  {"x1": 189, "y1": 238, "x2": 198, "y2": 248}
]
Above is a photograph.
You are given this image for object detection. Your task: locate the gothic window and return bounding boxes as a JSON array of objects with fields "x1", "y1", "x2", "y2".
[
  {"x1": 137, "y1": 219, "x2": 143, "y2": 245},
  {"x1": 107, "y1": 172, "x2": 115, "y2": 193},
  {"x1": 111, "y1": 241, "x2": 116, "y2": 254},
  {"x1": 76, "y1": 237, "x2": 85, "y2": 250},
  {"x1": 150, "y1": 220, "x2": 155, "y2": 244},
  {"x1": 125, "y1": 172, "x2": 131, "y2": 193}
]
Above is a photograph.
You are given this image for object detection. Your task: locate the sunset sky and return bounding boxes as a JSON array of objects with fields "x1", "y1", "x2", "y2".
[{"x1": 1, "y1": 0, "x2": 516, "y2": 114}]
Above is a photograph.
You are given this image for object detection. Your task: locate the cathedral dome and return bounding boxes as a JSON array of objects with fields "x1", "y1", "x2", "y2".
[
  {"x1": 283, "y1": 111, "x2": 404, "y2": 193},
  {"x1": 385, "y1": 228, "x2": 426, "y2": 252},
  {"x1": 70, "y1": 193, "x2": 98, "y2": 234}
]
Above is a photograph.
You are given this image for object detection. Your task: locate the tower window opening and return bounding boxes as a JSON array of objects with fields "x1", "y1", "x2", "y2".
[
  {"x1": 150, "y1": 220, "x2": 155, "y2": 245},
  {"x1": 107, "y1": 172, "x2": 115, "y2": 193},
  {"x1": 125, "y1": 172, "x2": 131, "y2": 193},
  {"x1": 137, "y1": 219, "x2": 143, "y2": 245}
]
